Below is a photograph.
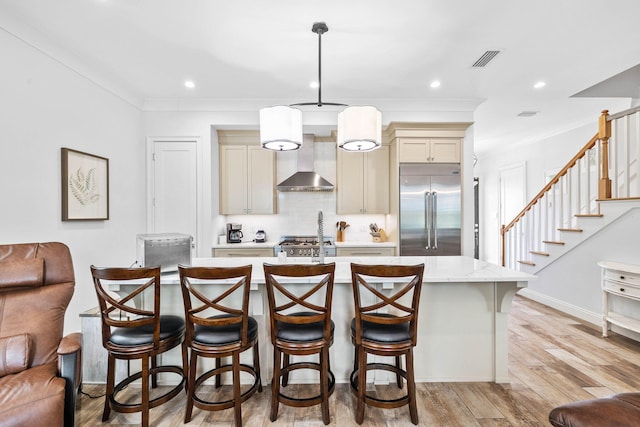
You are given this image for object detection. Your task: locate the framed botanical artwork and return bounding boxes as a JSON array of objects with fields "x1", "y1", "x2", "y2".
[{"x1": 61, "y1": 148, "x2": 109, "y2": 221}]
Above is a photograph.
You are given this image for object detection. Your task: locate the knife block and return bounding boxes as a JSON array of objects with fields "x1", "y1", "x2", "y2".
[{"x1": 371, "y1": 229, "x2": 387, "y2": 242}]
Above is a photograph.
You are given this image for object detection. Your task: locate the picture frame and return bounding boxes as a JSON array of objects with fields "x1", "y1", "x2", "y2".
[{"x1": 61, "y1": 147, "x2": 109, "y2": 221}]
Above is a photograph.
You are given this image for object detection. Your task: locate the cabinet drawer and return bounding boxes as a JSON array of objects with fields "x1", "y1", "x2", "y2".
[
  {"x1": 604, "y1": 269, "x2": 640, "y2": 287},
  {"x1": 336, "y1": 247, "x2": 395, "y2": 257},
  {"x1": 604, "y1": 279, "x2": 640, "y2": 299},
  {"x1": 213, "y1": 248, "x2": 273, "y2": 258}
]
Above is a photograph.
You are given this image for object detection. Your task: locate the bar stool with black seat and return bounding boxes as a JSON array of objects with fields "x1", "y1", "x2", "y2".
[
  {"x1": 178, "y1": 264, "x2": 261, "y2": 427},
  {"x1": 90, "y1": 265, "x2": 187, "y2": 427},
  {"x1": 263, "y1": 262, "x2": 336, "y2": 425},
  {"x1": 349, "y1": 262, "x2": 425, "y2": 425}
]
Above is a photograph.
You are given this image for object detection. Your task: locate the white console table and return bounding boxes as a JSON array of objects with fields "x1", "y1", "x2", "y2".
[{"x1": 599, "y1": 261, "x2": 640, "y2": 337}]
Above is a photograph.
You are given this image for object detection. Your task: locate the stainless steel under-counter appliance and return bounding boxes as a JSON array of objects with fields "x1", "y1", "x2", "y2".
[
  {"x1": 399, "y1": 163, "x2": 461, "y2": 256},
  {"x1": 273, "y1": 236, "x2": 336, "y2": 257},
  {"x1": 136, "y1": 233, "x2": 192, "y2": 272}
]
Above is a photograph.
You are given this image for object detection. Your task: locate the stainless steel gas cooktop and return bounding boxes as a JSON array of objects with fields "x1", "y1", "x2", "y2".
[{"x1": 273, "y1": 235, "x2": 336, "y2": 257}]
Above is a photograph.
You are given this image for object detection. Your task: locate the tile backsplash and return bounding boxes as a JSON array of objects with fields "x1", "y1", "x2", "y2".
[{"x1": 216, "y1": 141, "x2": 389, "y2": 244}]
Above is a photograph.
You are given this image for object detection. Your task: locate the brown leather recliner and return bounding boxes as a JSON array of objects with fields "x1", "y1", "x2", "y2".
[
  {"x1": 0, "y1": 242, "x2": 82, "y2": 427},
  {"x1": 549, "y1": 393, "x2": 640, "y2": 426}
]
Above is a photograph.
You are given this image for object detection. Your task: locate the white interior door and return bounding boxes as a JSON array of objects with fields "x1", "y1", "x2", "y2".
[
  {"x1": 151, "y1": 140, "x2": 198, "y2": 248},
  {"x1": 499, "y1": 162, "x2": 526, "y2": 227}
]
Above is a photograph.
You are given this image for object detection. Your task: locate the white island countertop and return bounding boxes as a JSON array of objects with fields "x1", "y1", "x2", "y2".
[{"x1": 186, "y1": 255, "x2": 534, "y2": 285}]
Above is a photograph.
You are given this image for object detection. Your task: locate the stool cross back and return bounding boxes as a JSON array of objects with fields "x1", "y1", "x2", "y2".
[
  {"x1": 90, "y1": 265, "x2": 187, "y2": 427},
  {"x1": 178, "y1": 264, "x2": 261, "y2": 427},
  {"x1": 349, "y1": 262, "x2": 425, "y2": 425},
  {"x1": 263, "y1": 262, "x2": 336, "y2": 425}
]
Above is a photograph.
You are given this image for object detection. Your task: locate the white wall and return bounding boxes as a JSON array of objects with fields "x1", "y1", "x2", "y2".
[
  {"x1": 520, "y1": 206, "x2": 640, "y2": 333},
  {"x1": 0, "y1": 29, "x2": 144, "y2": 333}
]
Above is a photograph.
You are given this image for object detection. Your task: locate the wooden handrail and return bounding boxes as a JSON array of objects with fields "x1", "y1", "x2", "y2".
[{"x1": 501, "y1": 132, "x2": 599, "y2": 236}]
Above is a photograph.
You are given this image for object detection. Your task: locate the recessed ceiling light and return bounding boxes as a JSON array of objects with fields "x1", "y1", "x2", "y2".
[
  {"x1": 533, "y1": 81, "x2": 546, "y2": 89},
  {"x1": 310, "y1": 81, "x2": 319, "y2": 89},
  {"x1": 184, "y1": 80, "x2": 195, "y2": 89},
  {"x1": 430, "y1": 80, "x2": 441, "y2": 89}
]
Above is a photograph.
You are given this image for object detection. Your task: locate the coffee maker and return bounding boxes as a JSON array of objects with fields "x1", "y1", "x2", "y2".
[{"x1": 226, "y1": 223, "x2": 243, "y2": 243}]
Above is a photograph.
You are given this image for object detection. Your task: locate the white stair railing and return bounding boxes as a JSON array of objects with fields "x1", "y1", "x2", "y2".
[
  {"x1": 610, "y1": 108, "x2": 640, "y2": 198},
  {"x1": 502, "y1": 108, "x2": 640, "y2": 269}
]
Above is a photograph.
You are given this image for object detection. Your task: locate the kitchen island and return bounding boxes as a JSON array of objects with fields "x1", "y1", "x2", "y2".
[{"x1": 112, "y1": 256, "x2": 534, "y2": 384}]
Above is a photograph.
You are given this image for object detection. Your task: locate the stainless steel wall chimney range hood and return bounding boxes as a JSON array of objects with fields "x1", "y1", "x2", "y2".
[{"x1": 277, "y1": 134, "x2": 334, "y2": 192}]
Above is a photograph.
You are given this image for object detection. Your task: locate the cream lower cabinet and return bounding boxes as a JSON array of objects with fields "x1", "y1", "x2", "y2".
[
  {"x1": 399, "y1": 138, "x2": 460, "y2": 163},
  {"x1": 220, "y1": 145, "x2": 275, "y2": 214},
  {"x1": 212, "y1": 247, "x2": 274, "y2": 257},
  {"x1": 337, "y1": 145, "x2": 389, "y2": 214}
]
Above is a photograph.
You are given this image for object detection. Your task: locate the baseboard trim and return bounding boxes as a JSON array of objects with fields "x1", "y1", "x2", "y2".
[
  {"x1": 517, "y1": 288, "x2": 601, "y2": 325},
  {"x1": 517, "y1": 288, "x2": 640, "y2": 342}
]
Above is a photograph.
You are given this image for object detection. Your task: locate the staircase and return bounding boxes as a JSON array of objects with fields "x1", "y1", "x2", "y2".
[
  {"x1": 502, "y1": 108, "x2": 640, "y2": 273},
  {"x1": 515, "y1": 198, "x2": 640, "y2": 275}
]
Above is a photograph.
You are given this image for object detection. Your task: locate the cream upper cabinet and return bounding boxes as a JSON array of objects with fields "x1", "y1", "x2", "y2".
[
  {"x1": 337, "y1": 145, "x2": 389, "y2": 214},
  {"x1": 399, "y1": 138, "x2": 460, "y2": 163},
  {"x1": 247, "y1": 146, "x2": 275, "y2": 213},
  {"x1": 219, "y1": 144, "x2": 276, "y2": 214}
]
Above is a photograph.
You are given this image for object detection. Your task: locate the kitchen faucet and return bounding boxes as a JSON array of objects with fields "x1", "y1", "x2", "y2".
[{"x1": 315, "y1": 210, "x2": 325, "y2": 263}]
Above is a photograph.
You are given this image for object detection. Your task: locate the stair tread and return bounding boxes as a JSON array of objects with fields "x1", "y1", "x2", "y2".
[
  {"x1": 530, "y1": 251, "x2": 550, "y2": 256},
  {"x1": 543, "y1": 240, "x2": 566, "y2": 245},
  {"x1": 558, "y1": 228, "x2": 583, "y2": 232},
  {"x1": 575, "y1": 214, "x2": 603, "y2": 218},
  {"x1": 517, "y1": 260, "x2": 536, "y2": 266},
  {"x1": 597, "y1": 196, "x2": 640, "y2": 202}
]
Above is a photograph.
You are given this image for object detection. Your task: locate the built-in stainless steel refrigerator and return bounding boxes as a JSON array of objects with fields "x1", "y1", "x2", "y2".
[{"x1": 399, "y1": 163, "x2": 461, "y2": 256}]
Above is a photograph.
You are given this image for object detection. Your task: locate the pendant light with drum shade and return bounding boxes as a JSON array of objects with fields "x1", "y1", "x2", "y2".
[
  {"x1": 260, "y1": 106, "x2": 302, "y2": 151},
  {"x1": 337, "y1": 105, "x2": 382, "y2": 152},
  {"x1": 259, "y1": 22, "x2": 381, "y2": 152}
]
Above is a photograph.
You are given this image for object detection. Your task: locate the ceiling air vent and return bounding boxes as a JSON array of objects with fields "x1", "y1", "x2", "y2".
[{"x1": 472, "y1": 50, "x2": 501, "y2": 67}]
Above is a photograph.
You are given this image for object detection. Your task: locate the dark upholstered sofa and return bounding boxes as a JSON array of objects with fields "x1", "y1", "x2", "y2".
[
  {"x1": 549, "y1": 393, "x2": 640, "y2": 426},
  {"x1": 0, "y1": 242, "x2": 82, "y2": 427}
]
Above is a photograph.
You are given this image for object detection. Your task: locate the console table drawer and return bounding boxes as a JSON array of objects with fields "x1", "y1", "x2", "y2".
[
  {"x1": 604, "y1": 269, "x2": 640, "y2": 287},
  {"x1": 604, "y1": 279, "x2": 640, "y2": 299}
]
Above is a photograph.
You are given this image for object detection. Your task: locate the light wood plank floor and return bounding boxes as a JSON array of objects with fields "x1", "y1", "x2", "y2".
[{"x1": 76, "y1": 295, "x2": 640, "y2": 426}]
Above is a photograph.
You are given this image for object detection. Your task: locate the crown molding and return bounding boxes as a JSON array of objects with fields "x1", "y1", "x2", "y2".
[
  {"x1": 0, "y1": 11, "x2": 143, "y2": 109},
  {"x1": 142, "y1": 97, "x2": 484, "y2": 114}
]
